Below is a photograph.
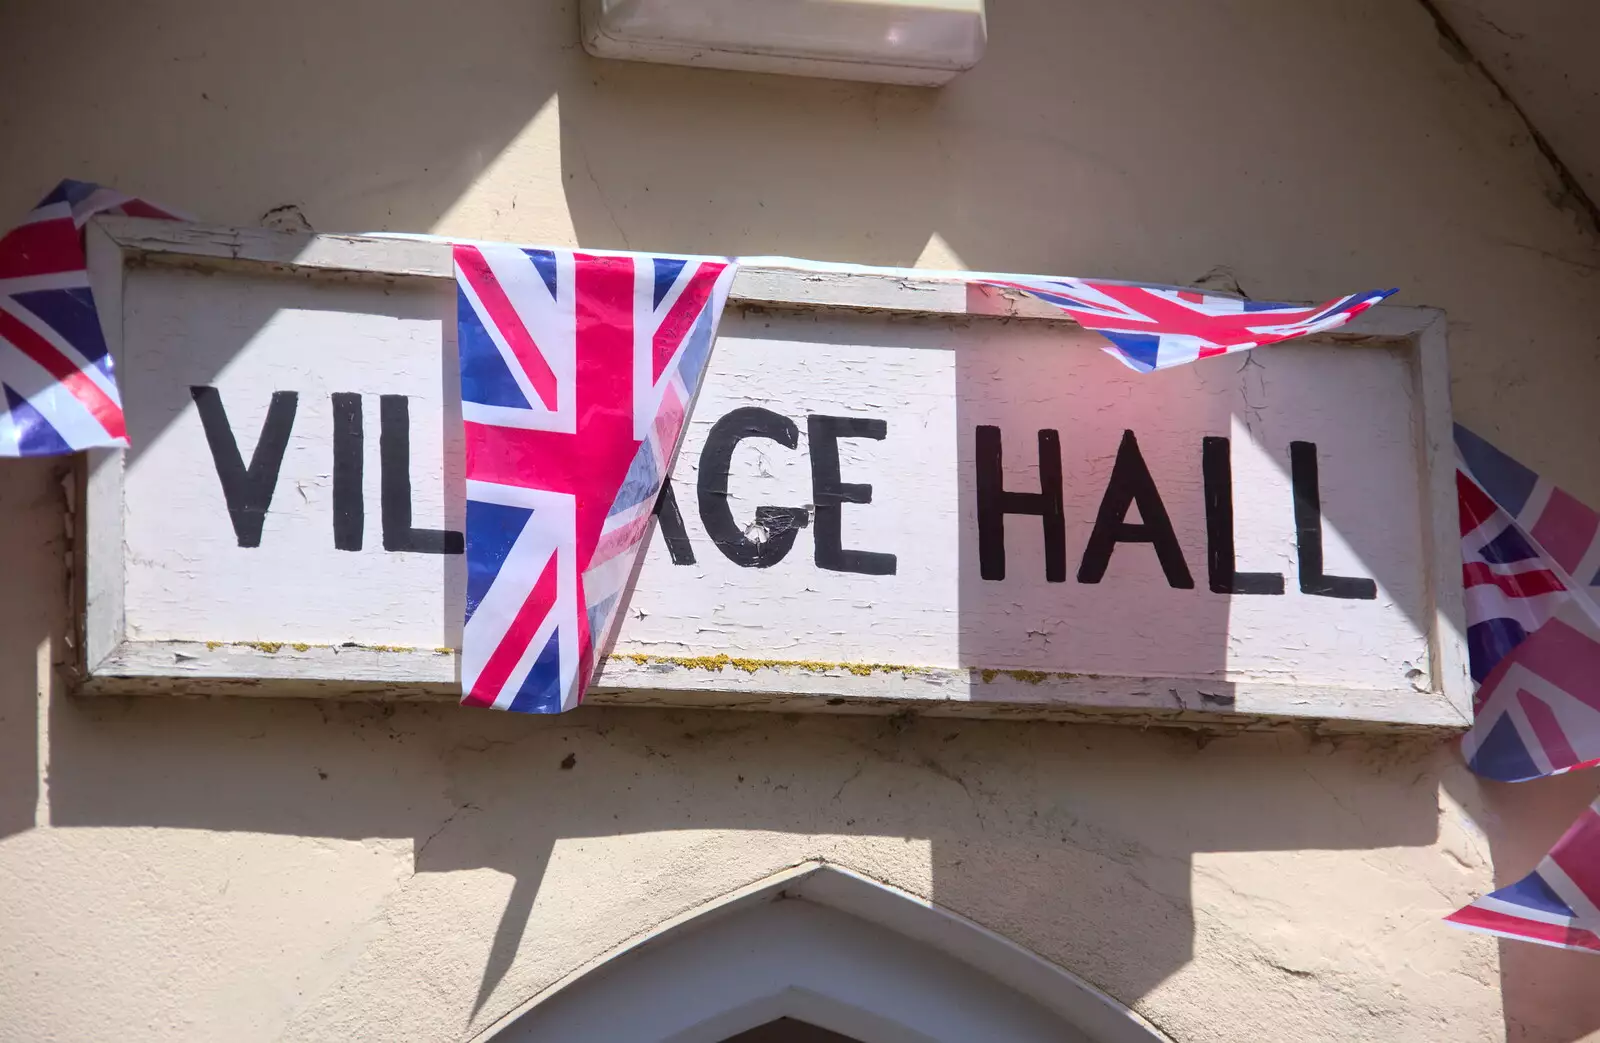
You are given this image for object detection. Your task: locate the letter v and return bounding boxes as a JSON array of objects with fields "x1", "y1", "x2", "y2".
[{"x1": 191, "y1": 386, "x2": 299, "y2": 548}]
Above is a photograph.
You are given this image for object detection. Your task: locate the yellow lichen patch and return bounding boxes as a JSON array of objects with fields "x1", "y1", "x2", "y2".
[
  {"x1": 215, "y1": 640, "x2": 435, "y2": 656},
  {"x1": 607, "y1": 651, "x2": 929, "y2": 678},
  {"x1": 976, "y1": 668, "x2": 1078, "y2": 685}
]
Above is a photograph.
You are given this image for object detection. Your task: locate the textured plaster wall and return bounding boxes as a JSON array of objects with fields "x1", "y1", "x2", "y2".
[
  {"x1": 1432, "y1": 0, "x2": 1600, "y2": 220},
  {"x1": 1, "y1": 1, "x2": 1599, "y2": 1041}
]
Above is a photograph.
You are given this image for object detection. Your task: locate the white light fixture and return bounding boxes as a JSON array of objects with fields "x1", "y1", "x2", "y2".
[{"x1": 580, "y1": 0, "x2": 987, "y2": 87}]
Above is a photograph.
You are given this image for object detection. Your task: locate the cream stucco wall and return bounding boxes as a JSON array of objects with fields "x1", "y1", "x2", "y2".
[{"x1": 3, "y1": 1, "x2": 1600, "y2": 1041}]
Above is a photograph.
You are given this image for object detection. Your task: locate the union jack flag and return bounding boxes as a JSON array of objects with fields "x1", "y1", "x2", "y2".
[
  {"x1": 1448, "y1": 426, "x2": 1600, "y2": 953},
  {"x1": 0, "y1": 180, "x2": 181, "y2": 456},
  {"x1": 1447, "y1": 796, "x2": 1600, "y2": 954},
  {"x1": 979, "y1": 276, "x2": 1395, "y2": 372},
  {"x1": 456, "y1": 243, "x2": 736, "y2": 713},
  {"x1": 1456, "y1": 425, "x2": 1600, "y2": 782}
]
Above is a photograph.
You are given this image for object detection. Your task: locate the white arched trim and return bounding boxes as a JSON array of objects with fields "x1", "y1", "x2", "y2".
[{"x1": 476, "y1": 862, "x2": 1174, "y2": 1043}]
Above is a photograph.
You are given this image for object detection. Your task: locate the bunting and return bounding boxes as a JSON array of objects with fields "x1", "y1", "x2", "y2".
[
  {"x1": 0, "y1": 180, "x2": 180, "y2": 456},
  {"x1": 1456, "y1": 426, "x2": 1600, "y2": 781},
  {"x1": 1447, "y1": 796, "x2": 1600, "y2": 954},
  {"x1": 17, "y1": 178, "x2": 1598, "y2": 957},
  {"x1": 1449, "y1": 426, "x2": 1600, "y2": 953},
  {"x1": 455, "y1": 244, "x2": 736, "y2": 713},
  {"x1": 979, "y1": 276, "x2": 1394, "y2": 372}
]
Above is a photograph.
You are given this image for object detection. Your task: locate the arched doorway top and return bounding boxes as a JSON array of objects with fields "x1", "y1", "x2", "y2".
[{"x1": 477, "y1": 862, "x2": 1173, "y2": 1043}]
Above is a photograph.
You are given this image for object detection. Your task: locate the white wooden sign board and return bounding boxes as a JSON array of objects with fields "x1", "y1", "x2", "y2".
[{"x1": 77, "y1": 218, "x2": 1469, "y2": 731}]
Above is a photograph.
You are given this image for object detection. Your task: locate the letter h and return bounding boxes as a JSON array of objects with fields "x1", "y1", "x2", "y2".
[{"x1": 975, "y1": 426, "x2": 1066, "y2": 582}]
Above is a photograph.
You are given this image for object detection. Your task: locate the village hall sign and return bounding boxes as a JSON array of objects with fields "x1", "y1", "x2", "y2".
[{"x1": 76, "y1": 219, "x2": 1470, "y2": 730}]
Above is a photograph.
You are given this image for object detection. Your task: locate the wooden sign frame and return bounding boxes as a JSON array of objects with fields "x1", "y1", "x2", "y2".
[{"x1": 75, "y1": 216, "x2": 1468, "y2": 732}]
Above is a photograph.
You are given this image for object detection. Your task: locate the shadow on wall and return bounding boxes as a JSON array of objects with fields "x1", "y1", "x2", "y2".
[
  {"x1": 34, "y1": 695, "x2": 1449, "y2": 1022},
  {"x1": 0, "y1": 460, "x2": 60, "y2": 840},
  {"x1": 2, "y1": 0, "x2": 1600, "y2": 1040}
]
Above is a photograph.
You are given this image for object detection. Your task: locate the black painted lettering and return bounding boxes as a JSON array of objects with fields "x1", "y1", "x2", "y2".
[
  {"x1": 975, "y1": 426, "x2": 1066, "y2": 582},
  {"x1": 191, "y1": 386, "x2": 298, "y2": 549},
  {"x1": 331, "y1": 393, "x2": 364, "y2": 552},
  {"x1": 1202, "y1": 436, "x2": 1283, "y2": 595},
  {"x1": 380, "y1": 395, "x2": 464, "y2": 555},
  {"x1": 653, "y1": 478, "x2": 696, "y2": 566},
  {"x1": 808, "y1": 415, "x2": 896, "y2": 576},
  {"x1": 698, "y1": 407, "x2": 810, "y2": 568},
  {"x1": 1290, "y1": 441, "x2": 1376, "y2": 599},
  {"x1": 1077, "y1": 430, "x2": 1194, "y2": 588}
]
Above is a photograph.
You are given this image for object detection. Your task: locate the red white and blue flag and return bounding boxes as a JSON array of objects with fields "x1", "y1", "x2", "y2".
[
  {"x1": 979, "y1": 276, "x2": 1395, "y2": 372},
  {"x1": 1448, "y1": 425, "x2": 1600, "y2": 953},
  {"x1": 1447, "y1": 796, "x2": 1600, "y2": 954},
  {"x1": 456, "y1": 243, "x2": 736, "y2": 713},
  {"x1": 0, "y1": 180, "x2": 180, "y2": 456},
  {"x1": 1455, "y1": 425, "x2": 1600, "y2": 783}
]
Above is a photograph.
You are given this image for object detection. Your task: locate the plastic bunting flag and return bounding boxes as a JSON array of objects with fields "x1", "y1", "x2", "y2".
[
  {"x1": 1447, "y1": 796, "x2": 1600, "y2": 954},
  {"x1": 0, "y1": 180, "x2": 180, "y2": 456},
  {"x1": 1449, "y1": 425, "x2": 1600, "y2": 953},
  {"x1": 1456, "y1": 425, "x2": 1600, "y2": 782},
  {"x1": 454, "y1": 244, "x2": 736, "y2": 713},
  {"x1": 976, "y1": 275, "x2": 1394, "y2": 372}
]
